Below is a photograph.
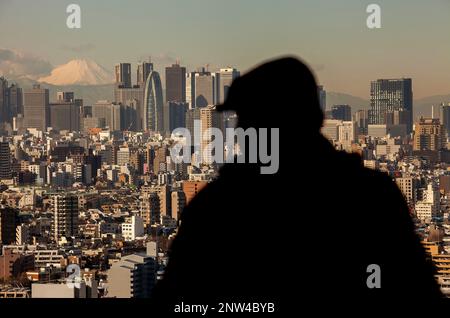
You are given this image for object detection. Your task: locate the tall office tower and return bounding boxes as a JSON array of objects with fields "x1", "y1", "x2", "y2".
[
  {"x1": 217, "y1": 68, "x2": 239, "y2": 104},
  {"x1": 107, "y1": 253, "x2": 156, "y2": 298},
  {"x1": 168, "y1": 101, "x2": 188, "y2": 132},
  {"x1": 0, "y1": 207, "x2": 17, "y2": 244},
  {"x1": 166, "y1": 63, "x2": 186, "y2": 103},
  {"x1": 137, "y1": 61, "x2": 153, "y2": 86},
  {"x1": 56, "y1": 91, "x2": 74, "y2": 102},
  {"x1": 182, "y1": 181, "x2": 208, "y2": 204},
  {"x1": 115, "y1": 63, "x2": 132, "y2": 88},
  {"x1": 171, "y1": 190, "x2": 186, "y2": 221},
  {"x1": 395, "y1": 177, "x2": 416, "y2": 204},
  {"x1": 23, "y1": 84, "x2": 50, "y2": 132},
  {"x1": 91, "y1": 100, "x2": 132, "y2": 131},
  {"x1": 200, "y1": 105, "x2": 224, "y2": 164},
  {"x1": 413, "y1": 118, "x2": 446, "y2": 151},
  {"x1": 331, "y1": 104, "x2": 351, "y2": 121},
  {"x1": 50, "y1": 100, "x2": 80, "y2": 131},
  {"x1": 440, "y1": 103, "x2": 450, "y2": 138},
  {"x1": 143, "y1": 70, "x2": 164, "y2": 133},
  {"x1": 0, "y1": 141, "x2": 11, "y2": 179},
  {"x1": 0, "y1": 77, "x2": 9, "y2": 124},
  {"x1": 8, "y1": 83, "x2": 23, "y2": 116},
  {"x1": 354, "y1": 109, "x2": 369, "y2": 135},
  {"x1": 317, "y1": 85, "x2": 326, "y2": 112},
  {"x1": 369, "y1": 78, "x2": 413, "y2": 134},
  {"x1": 186, "y1": 69, "x2": 217, "y2": 109},
  {"x1": 53, "y1": 194, "x2": 79, "y2": 241},
  {"x1": 186, "y1": 108, "x2": 201, "y2": 143}
]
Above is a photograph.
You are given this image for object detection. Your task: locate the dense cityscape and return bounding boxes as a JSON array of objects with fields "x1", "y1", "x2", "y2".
[{"x1": 0, "y1": 59, "x2": 449, "y2": 298}]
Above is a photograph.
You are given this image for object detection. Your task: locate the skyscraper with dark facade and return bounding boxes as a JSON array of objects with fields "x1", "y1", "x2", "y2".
[
  {"x1": 0, "y1": 141, "x2": 11, "y2": 179},
  {"x1": 115, "y1": 63, "x2": 132, "y2": 88},
  {"x1": 166, "y1": 64, "x2": 186, "y2": 103},
  {"x1": 369, "y1": 78, "x2": 413, "y2": 134},
  {"x1": 137, "y1": 62, "x2": 153, "y2": 87},
  {"x1": 331, "y1": 104, "x2": 351, "y2": 121},
  {"x1": 23, "y1": 84, "x2": 49, "y2": 132},
  {"x1": 440, "y1": 103, "x2": 450, "y2": 139}
]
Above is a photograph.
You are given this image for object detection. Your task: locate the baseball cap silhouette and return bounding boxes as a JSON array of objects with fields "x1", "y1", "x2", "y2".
[{"x1": 216, "y1": 56, "x2": 324, "y2": 130}]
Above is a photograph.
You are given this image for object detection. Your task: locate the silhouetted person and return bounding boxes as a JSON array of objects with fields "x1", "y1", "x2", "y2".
[{"x1": 153, "y1": 57, "x2": 442, "y2": 310}]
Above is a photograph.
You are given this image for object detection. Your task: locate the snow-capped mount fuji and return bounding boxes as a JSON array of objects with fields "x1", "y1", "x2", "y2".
[{"x1": 38, "y1": 59, "x2": 113, "y2": 86}]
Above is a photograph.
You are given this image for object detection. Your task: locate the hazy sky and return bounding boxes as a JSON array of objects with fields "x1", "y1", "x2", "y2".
[{"x1": 1, "y1": 0, "x2": 450, "y2": 98}]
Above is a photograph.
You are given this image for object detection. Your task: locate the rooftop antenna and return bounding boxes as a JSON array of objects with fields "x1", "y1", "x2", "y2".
[{"x1": 431, "y1": 105, "x2": 434, "y2": 119}]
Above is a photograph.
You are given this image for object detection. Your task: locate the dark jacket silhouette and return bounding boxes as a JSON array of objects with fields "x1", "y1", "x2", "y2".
[{"x1": 153, "y1": 57, "x2": 442, "y2": 309}]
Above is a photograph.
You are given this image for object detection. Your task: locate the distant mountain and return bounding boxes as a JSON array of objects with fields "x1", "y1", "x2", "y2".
[
  {"x1": 413, "y1": 94, "x2": 450, "y2": 119},
  {"x1": 38, "y1": 59, "x2": 113, "y2": 86},
  {"x1": 326, "y1": 92, "x2": 369, "y2": 113}
]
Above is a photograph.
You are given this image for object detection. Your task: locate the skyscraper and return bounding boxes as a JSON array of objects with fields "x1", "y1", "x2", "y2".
[
  {"x1": 115, "y1": 63, "x2": 132, "y2": 88},
  {"x1": 217, "y1": 68, "x2": 239, "y2": 104},
  {"x1": 200, "y1": 105, "x2": 224, "y2": 164},
  {"x1": 8, "y1": 83, "x2": 23, "y2": 117},
  {"x1": 53, "y1": 194, "x2": 79, "y2": 241},
  {"x1": 165, "y1": 63, "x2": 186, "y2": 103},
  {"x1": 369, "y1": 78, "x2": 413, "y2": 134},
  {"x1": 440, "y1": 103, "x2": 450, "y2": 138},
  {"x1": 186, "y1": 69, "x2": 217, "y2": 109},
  {"x1": 0, "y1": 141, "x2": 11, "y2": 179},
  {"x1": 168, "y1": 101, "x2": 188, "y2": 132},
  {"x1": 0, "y1": 77, "x2": 9, "y2": 124},
  {"x1": 143, "y1": 70, "x2": 164, "y2": 133},
  {"x1": 137, "y1": 61, "x2": 153, "y2": 86},
  {"x1": 23, "y1": 84, "x2": 50, "y2": 132},
  {"x1": 317, "y1": 85, "x2": 326, "y2": 112},
  {"x1": 331, "y1": 104, "x2": 351, "y2": 121}
]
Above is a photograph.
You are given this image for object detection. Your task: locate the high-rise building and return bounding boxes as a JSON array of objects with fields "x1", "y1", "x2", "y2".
[
  {"x1": 354, "y1": 109, "x2": 369, "y2": 135},
  {"x1": 115, "y1": 63, "x2": 132, "y2": 88},
  {"x1": 56, "y1": 91, "x2": 74, "y2": 102},
  {"x1": 369, "y1": 78, "x2": 413, "y2": 134},
  {"x1": 137, "y1": 62, "x2": 153, "y2": 86},
  {"x1": 8, "y1": 83, "x2": 23, "y2": 117},
  {"x1": 0, "y1": 77, "x2": 9, "y2": 124},
  {"x1": 413, "y1": 118, "x2": 445, "y2": 151},
  {"x1": 0, "y1": 141, "x2": 11, "y2": 179},
  {"x1": 331, "y1": 105, "x2": 351, "y2": 121},
  {"x1": 317, "y1": 85, "x2": 326, "y2": 112},
  {"x1": 168, "y1": 101, "x2": 188, "y2": 132},
  {"x1": 200, "y1": 105, "x2": 224, "y2": 164},
  {"x1": 0, "y1": 207, "x2": 17, "y2": 244},
  {"x1": 337, "y1": 121, "x2": 356, "y2": 151},
  {"x1": 50, "y1": 102, "x2": 80, "y2": 131},
  {"x1": 166, "y1": 63, "x2": 186, "y2": 103},
  {"x1": 440, "y1": 103, "x2": 450, "y2": 139},
  {"x1": 23, "y1": 84, "x2": 50, "y2": 132},
  {"x1": 53, "y1": 194, "x2": 79, "y2": 241},
  {"x1": 186, "y1": 69, "x2": 217, "y2": 109},
  {"x1": 217, "y1": 68, "x2": 239, "y2": 104},
  {"x1": 143, "y1": 70, "x2": 164, "y2": 133},
  {"x1": 107, "y1": 253, "x2": 156, "y2": 298}
]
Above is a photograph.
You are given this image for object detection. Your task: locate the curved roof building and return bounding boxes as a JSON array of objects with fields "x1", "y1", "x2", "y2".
[{"x1": 143, "y1": 70, "x2": 164, "y2": 133}]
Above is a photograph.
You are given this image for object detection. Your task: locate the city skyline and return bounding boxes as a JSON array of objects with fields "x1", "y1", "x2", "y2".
[{"x1": 2, "y1": 0, "x2": 450, "y2": 99}]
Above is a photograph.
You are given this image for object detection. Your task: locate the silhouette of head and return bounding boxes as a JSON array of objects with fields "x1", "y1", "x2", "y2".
[{"x1": 217, "y1": 57, "x2": 324, "y2": 131}]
